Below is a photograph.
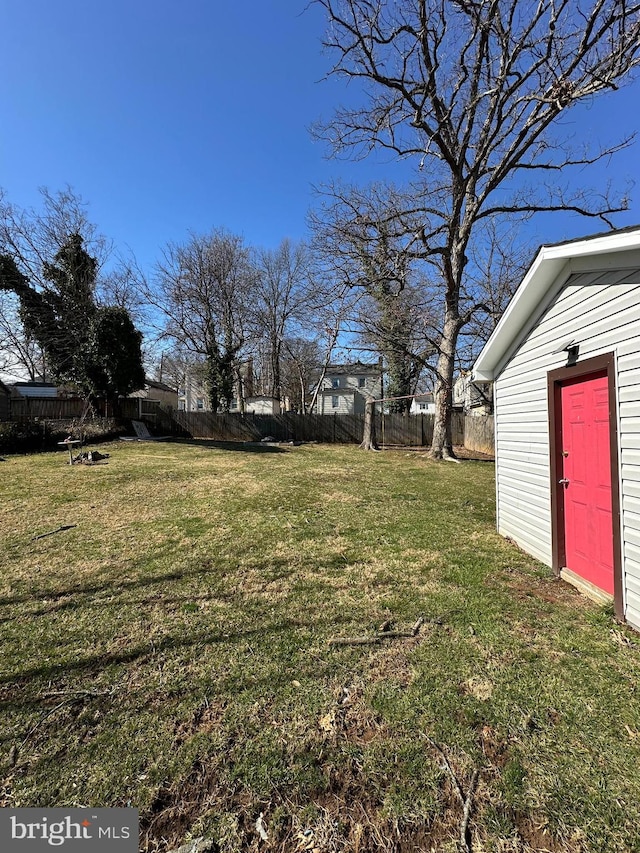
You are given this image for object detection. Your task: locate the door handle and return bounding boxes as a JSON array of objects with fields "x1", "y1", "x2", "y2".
[{"x1": 558, "y1": 478, "x2": 569, "y2": 485}]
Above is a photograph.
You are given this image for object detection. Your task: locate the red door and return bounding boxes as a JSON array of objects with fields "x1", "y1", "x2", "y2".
[{"x1": 559, "y1": 371, "x2": 614, "y2": 594}]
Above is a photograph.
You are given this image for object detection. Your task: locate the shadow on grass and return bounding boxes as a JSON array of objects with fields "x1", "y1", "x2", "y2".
[
  {"x1": 0, "y1": 605, "x2": 351, "y2": 703},
  {"x1": 0, "y1": 551, "x2": 354, "y2": 693},
  {"x1": 168, "y1": 438, "x2": 291, "y2": 453},
  {"x1": 0, "y1": 559, "x2": 220, "y2": 610},
  {"x1": 0, "y1": 544, "x2": 345, "y2": 613}
]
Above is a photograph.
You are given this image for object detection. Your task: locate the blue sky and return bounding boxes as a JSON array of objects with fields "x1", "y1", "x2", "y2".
[{"x1": 1, "y1": 0, "x2": 639, "y2": 274}]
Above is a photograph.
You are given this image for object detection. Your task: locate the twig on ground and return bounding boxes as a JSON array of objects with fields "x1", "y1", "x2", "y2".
[
  {"x1": 425, "y1": 735, "x2": 480, "y2": 853},
  {"x1": 20, "y1": 698, "x2": 84, "y2": 747},
  {"x1": 425, "y1": 736, "x2": 465, "y2": 803},
  {"x1": 328, "y1": 615, "x2": 425, "y2": 647},
  {"x1": 20, "y1": 689, "x2": 115, "y2": 747},
  {"x1": 459, "y1": 770, "x2": 480, "y2": 853},
  {"x1": 39, "y1": 688, "x2": 115, "y2": 699},
  {"x1": 31, "y1": 524, "x2": 77, "y2": 541}
]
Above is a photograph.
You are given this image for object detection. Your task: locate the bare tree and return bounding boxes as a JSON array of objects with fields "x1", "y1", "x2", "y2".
[
  {"x1": 281, "y1": 336, "x2": 324, "y2": 412},
  {"x1": 314, "y1": 0, "x2": 640, "y2": 458},
  {"x1": 311, "y1": 196, "x2": 436, "y2": 413},
  {"x1": 359, "y1": 395, "x2": 380, "y2": 450},
  {"x1": 0, "y1": 291, "x2": 45, "y2": 380},
  {"x1": 151, "y1": 230, "x2": 253, "y2": 412},
  {"x1": 455, "y1": 218, "x2": 531, "y2": 370},
  {"x1": 0, "y1": 187, "x2": 111, "y2": 287},
  {"x1": 250, "y1": 239, "x2": 315, "y2": 404}
]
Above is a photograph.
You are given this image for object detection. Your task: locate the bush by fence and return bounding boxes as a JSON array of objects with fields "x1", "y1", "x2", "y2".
[{"x1": 0, "y1": 418, "x2": 122, "y2": 455}]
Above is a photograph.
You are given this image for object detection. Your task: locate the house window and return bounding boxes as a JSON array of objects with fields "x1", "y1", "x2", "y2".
[
  {"x1": 358, "y1": 377, "x2": 366, "y2": 388},
  {"x1": 178, "y1": 400, "x2": 185, "y2": 411},
  {"x1": 196, "y1": 398, "x2": 204, "y2": 410},
  {"x1": 331, "y1": 377, "x2": 340, "y2": 388},
  {"x1": 331, "y1": 395, "x2": 339, "y2": 408},
  {"x1": 419, "y1": 402, "x2": 427, "y2": 410}
]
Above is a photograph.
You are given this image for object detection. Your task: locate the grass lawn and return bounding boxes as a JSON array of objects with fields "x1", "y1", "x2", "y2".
[{"x1": 1, "y1": 440, "x2": 640, "y2": 853}]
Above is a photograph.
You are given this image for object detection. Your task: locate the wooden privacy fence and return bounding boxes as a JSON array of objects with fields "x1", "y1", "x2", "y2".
[
  {"x1": 464, "y1": 414, "x2": 495, "y2": 455},
  {"x1": 8, "y1": 396, "x2": 161, "y2": 422},
  {"x1": 170, "y1": 410, "x2": 474, "y2": 448},
  {"x1": 3, "y1": 398, "x2": 494, "y2": 453}
]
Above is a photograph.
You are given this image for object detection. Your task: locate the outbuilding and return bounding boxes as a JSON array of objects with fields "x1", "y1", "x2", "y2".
[
  {"x1": 473, "y1": 226, "x2": 640, "y2": 628},
  {"x1": 0, "y1": 379, "x2": 10, "y2": 420}
]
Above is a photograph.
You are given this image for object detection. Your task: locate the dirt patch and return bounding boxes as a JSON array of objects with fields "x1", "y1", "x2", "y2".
[
  {"x1": 499, "y1": 566, "x2": 589, "y2": 608},
  {"x1": 172, "y1": 700, "x2": 227, "y2": 748}
]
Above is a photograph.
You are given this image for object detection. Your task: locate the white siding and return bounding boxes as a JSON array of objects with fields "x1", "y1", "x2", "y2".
[
  {"x1": 316, "y1": 368, "x2": 380, "y2": 415},
  {"x1": 318, "y1": 391, "x2": 359, "y2": 415},
  {"x1": 494, "y1": 265, "x2": 640, "y2": 627}
]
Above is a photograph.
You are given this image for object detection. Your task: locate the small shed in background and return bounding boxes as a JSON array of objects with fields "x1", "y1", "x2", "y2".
[
  {"x1": 0, "y1": 380, "x2": 11, "y2": 420},
  {"x1": 10, "y1": 381, "x2": 58, "y2": 398},
  {"x1": 129, "y1": 379, "x2": 178, "y2": 409},
  {"x1": 473, "y1": 226, "x2": 640, "y2": 629}
]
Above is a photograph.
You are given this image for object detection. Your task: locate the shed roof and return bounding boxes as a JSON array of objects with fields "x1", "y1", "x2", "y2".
[
  {"x1": 473, "y1": 226, "x2": 640, "y2": 382},
  {"x1": 147, "y1": 379, "x2": 177, "y2": 393},
  {"x1": 324, "y1": 362, "x2": 381, "y2": 375}
]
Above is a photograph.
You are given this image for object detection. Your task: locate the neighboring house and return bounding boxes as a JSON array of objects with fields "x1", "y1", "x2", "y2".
[
  {"x1": 453, "y1": 372, "x2": 493, "y2": 415},
  {"x1": 130, "y1": 379, "x2": 178, "y2": 409},
  {"x1": 230, "y1": 395, "x2": 282, "y2": 415},
  {"x1": 409, "y1": 392, "x2": 435, "y2": 415},
  {"x1": 312, "y1": 362, "x2": 382, "y2": 415},
  {"x1": 0, "y1": 380, "x2": 11, "y2": 420},
  {"x1": 177, "y1": 374, "x2": 208, "y2": 412},
  {"x1": 473, "y1": 225, "x2": 640, "y2": 628}
]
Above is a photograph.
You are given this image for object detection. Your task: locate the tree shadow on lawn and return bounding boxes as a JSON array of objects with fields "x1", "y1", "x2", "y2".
[
  {"x1": 168, "y1": 438, "x2": 291, "y2": 453},
  {"x1": 0, "y1": 546, "x2": 349, "y2": 614},
  {"x1": 0, "y1": 550, "x2": 355, "y2": 694},
  {"x1": 0, "y1": 558, "x2": 220, "y2": 610},
  {"x1": 0, "y1": 608, "x2": 351, "y2": 709}
]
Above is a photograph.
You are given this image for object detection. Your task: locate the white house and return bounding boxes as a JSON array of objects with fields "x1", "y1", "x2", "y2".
[
  {"x1": 453, "y1": 372, "x2": 493, "y2": 415},
  {"x1": 312, "y1": 362, "x2": 382, "y2": 415},
  {"x1": 473, "y1": 225, "x2": 640, "y2": 628},
  {"x1": 230, "y1": 395, "x2": 281, "y2": 415},
  {"x1": 409, "y1": 393, "x2": 435, "y2": 415}
]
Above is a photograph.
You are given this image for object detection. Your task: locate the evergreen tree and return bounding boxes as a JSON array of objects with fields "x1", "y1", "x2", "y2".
[{"x1": 0, "y1": 234, "x2": 144, "y2": 401}]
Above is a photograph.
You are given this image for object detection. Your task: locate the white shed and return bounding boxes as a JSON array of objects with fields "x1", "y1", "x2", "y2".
[{"x1": 473, "y1": 226, "x2": 640, "y2": 628}]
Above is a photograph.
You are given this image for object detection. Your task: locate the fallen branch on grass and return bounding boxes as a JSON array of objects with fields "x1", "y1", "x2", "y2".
[
  {"x1": 328, "y1": 616, "x2": 425, "y2": 647},
  {"x1": 425, "y1": 735, "x2": 480, "y2": 853},
  {"x1": 20, "y1": 689, "x2": 115, "y2": 748},
  {"x1": 459, "y1": 770, "x2": 480, "y2": 853},
  {"x1": 31, "y1": 524, "x2": 77, "y2": 541}
]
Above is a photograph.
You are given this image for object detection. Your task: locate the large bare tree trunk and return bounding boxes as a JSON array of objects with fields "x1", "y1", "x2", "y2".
[
  {"x1": 359, "y1": 397, "x2": 379, "y2": 451},
  {"x1": 430, "y1": 310, "x2": 461, "y2": 461}
]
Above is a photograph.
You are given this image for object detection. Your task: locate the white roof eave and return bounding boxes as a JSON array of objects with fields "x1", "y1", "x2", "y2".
[{"x1": 472, "y1": 228, "x2": 640, "y2": 382}]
